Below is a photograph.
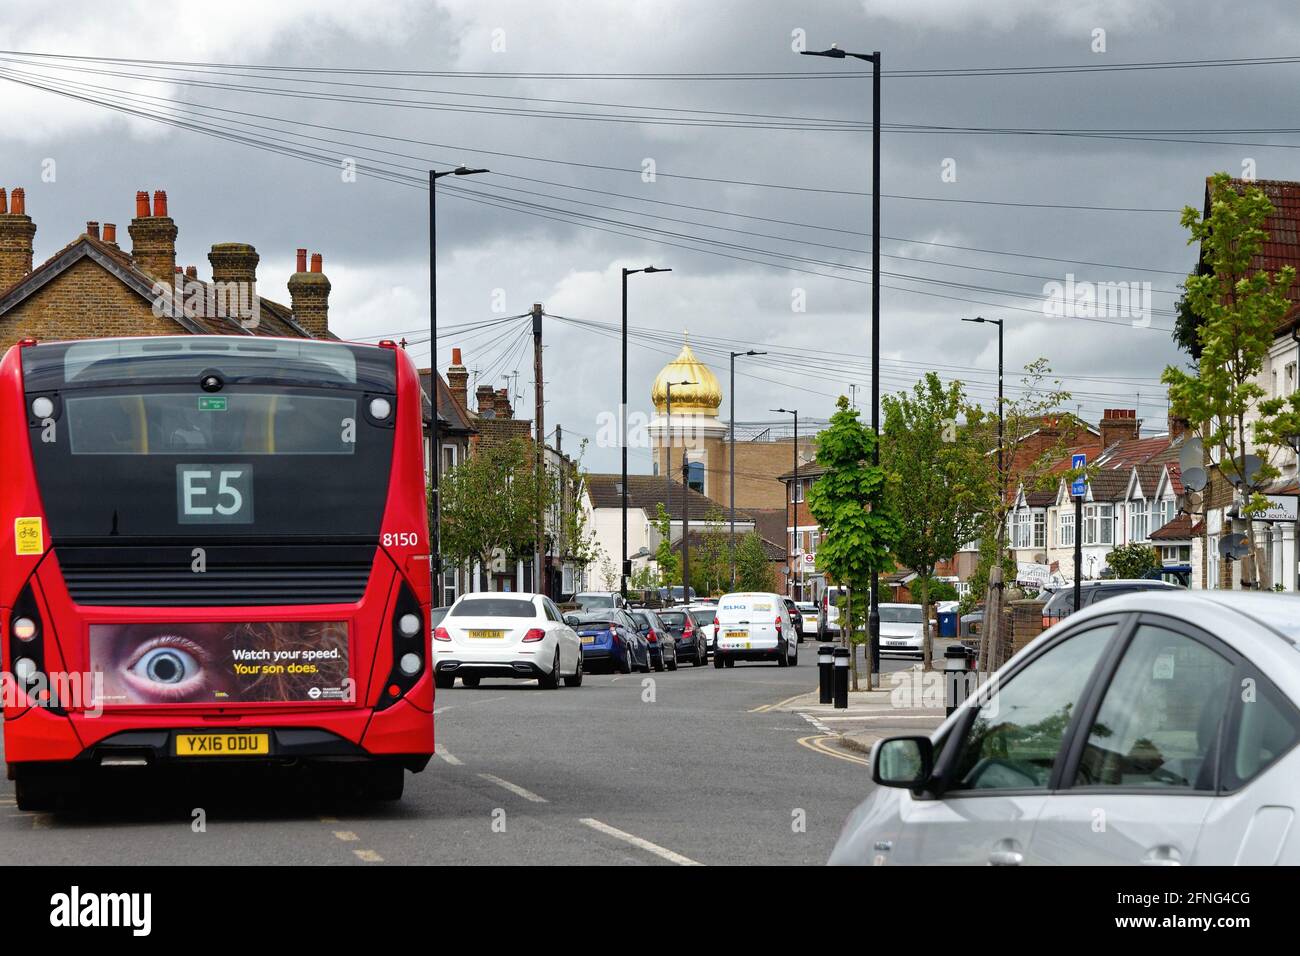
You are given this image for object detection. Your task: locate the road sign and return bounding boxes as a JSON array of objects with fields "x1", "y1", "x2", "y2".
[{"x1": 1071, "y1": 453, "x2": 1087, "y2": 497}]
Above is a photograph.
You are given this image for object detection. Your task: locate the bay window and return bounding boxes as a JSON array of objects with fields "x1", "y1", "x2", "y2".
[
  {"x1": 1129, "y1": 500, "x2": 1149, "y2": 542},
  {"x1": 1083, "y1": 503, "x2": 1114, "y2": 546},
  {"x1": 1059, "y1": 511, "x2": 1075, "y2": 547}
]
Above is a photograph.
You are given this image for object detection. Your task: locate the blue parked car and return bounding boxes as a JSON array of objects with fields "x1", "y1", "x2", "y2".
[{"x1": 566, "y1": 610, "x2": 650, "y2": 674}]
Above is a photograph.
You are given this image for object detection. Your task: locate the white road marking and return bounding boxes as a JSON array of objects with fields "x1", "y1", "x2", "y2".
[
  {"x1": 354, "y1": 849, "x2": 384, "y2": 862},
  {"x1": 579, "y1": 818, "x2": 702, "y2": 866},
  {"x1": 435, "y1": 743, "x2": 463, "y2": 766},
  {"x1": 478, "y1": 773, "x2": 548, "y2": 803},
  {"x1": 815, "y1": 714, "x2": 943, "y2": 721},
  {"x1": 333, "y1": 830, "x2": 360, "y2": 842},
  {"x1": 434, "y1": 694, "x2": 506, "y2": 715},
  {"x1": 798, "y1": 712, "x2": 833, "y2": 734}
]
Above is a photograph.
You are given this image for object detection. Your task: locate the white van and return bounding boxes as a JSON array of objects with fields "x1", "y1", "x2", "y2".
[
  {"x1": 713, "y1": 592, "x2": 798, "y2": 667},
  {"x1": 818, "y1": 585, "x2": 850, "y2": 639}
]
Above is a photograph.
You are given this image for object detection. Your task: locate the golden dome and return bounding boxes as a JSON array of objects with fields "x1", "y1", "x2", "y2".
[{"x1": 651, "y1": 337, "x2": 722, "y2": 414}]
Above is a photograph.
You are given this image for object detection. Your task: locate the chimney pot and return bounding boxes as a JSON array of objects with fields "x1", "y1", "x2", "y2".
[
  {"x1": 135, "y1": 190, "x2": 150, "y2": 218},
  {"x1": 310, "y1": 253, "x2": 322, "y2": 273},
  {"x1": 295, "y1": 248, "x2": 307, "y2": 273},
  {"x1": 447, "y1": 349, "x2": 469, "y2": 411},
  {"x1": 86, "y1": 221, "x2": 99, "y2": 239},
  {"x1": 452, "y1": 347, "x2": 462, "y2": 365},
  {"x1": 103, "y1": 222, "x2": 117, "y2": 244},
  {"x1": 129, "y1": 189, "x2": 177, "y2": 279},
  {"x1": 0, "y1": 187, "x2": 36, "y2": 289},
  {"x1": 0, "y1": 188, "x2": 7, "y2": 215},
  {"x1": 11, "y1": 187, "x2": 24, "y2": 216},
  {"x1": 476, "y1": 384, "x2": 497, "y2": 417},
  {"x1": 288, "y1": 251, "x2": 330, "y2": 338},
  {"x1": 185, "y1": 265, "x2": 197, "y2": 279},
  {"x1": 152, "y1": 190, "x2": 168, "y2": 218}
]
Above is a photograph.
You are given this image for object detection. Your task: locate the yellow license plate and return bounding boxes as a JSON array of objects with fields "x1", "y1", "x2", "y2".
[
  {"x1": 580, "y1": 635, "x2": 596, "y2": 644},
  {"x1": 468, "y1": 629, "x2": 504, "y2": 639},
  {"x1": 175, "y1": 733, "x2": 269, "y2": 757},
  {"x1": 726, "y1": 630, "x2": 747, "y2": 638}
]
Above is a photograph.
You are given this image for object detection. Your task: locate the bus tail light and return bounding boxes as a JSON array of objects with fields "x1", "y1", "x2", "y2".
[
  {"x1": 377, "y1": 584, "x2": 425, "y2": 710},
  {"x1": 6, "y1": 586, "x2": 63, "y2": 714},
  {"x1": 522, "y1": 629, "x2": 545, "y2": 643}
]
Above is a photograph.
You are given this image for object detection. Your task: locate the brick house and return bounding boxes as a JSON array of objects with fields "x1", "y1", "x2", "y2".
[{"x1": 0, "y1": 187, "x2": 331, "y2": 347}]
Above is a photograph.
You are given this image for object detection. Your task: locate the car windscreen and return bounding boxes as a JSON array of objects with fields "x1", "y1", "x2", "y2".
[
  {"x1": 571, "y1": 612, "x2": 618, "y2": 626},
  {"x1": 657, "y1": 611, "x2": 688, "y2": 628},
  {"x1": 576, "y1": 594, "x2": 615, "y2": 609},
  {"x1": 450, "y1": 598, "x2": 537, "y2": 618},
  {"x1": 879, "y1": 606, "x2": 923, "y2": 623},
  {"x1": 689, "y1": 610, "x2": 714, "y2": 625}
]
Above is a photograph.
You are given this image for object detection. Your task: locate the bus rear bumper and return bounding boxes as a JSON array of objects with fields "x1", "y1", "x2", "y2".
[{"x1": 3, "y1": 700, "x2": 433, "y2": 773}]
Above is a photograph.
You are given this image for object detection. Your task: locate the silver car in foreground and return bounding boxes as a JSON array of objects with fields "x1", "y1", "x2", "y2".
[{"x1": 830, "y1": 591, "x2": 1300, "y2": 865}]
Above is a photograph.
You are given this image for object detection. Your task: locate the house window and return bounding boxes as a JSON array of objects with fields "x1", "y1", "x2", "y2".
[
  {"x1": 808, "y1": 530, "x2": 819, "y2": 552},
  {"x1": 791, "y1": 479, "x2": 807, "y2": 504},
  {"x1": 1016, "y1": 511, "x2": 1033, "y2": 549},
  {"x1": 1033, "y1": 512, "x2": 1046, "y2": 549},
  {"x1": 1288, "y1": 362, "x2": 1297, "y2": 394},
  {"x1": 1058, "y1": 511, "x2": 1074, "y2": 548},
  {"x1": 1083, "y1": 503, "x2": 1114, "y2": 546},
  {"x1": 1129, "y1": 500, "x2": 1148, "y2": 542},
  {"x1": 687, "y1": 461, "x2": 705, "y2": 494}
]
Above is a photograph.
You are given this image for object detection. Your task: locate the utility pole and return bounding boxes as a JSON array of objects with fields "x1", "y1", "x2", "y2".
[
  {"x1": 681, "y1": 446, "x2": 691, "y2": 604},
  {"x1": 729, "y1": 349, "x2": 765, "y2": 586},
  {"x1": 532, "y1": 302, "x2": 546, "y2": 598}
]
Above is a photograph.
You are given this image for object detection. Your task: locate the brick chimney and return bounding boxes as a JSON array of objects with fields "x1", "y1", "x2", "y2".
[
  {"x1": 128, "y1": 189, "x2": 177, "y2": 280},
  {"x1": 85, "y1": 221, "x2": 100, "y2": 240},
  {"x1": 447, "y1": 347, "x2": 469, "y2": 411},
  {"x1": 1168, "y1": 413, "x2": 1191, "y2": 439},
  {"x1": 476, "y1": 384, "x2": 497, "y2": 418},
  {"x1": 287, "y1": 249, "x2": 330, "y2": 338},
  {"x1": 102, "y1": 222, "x2": 117, "y2": 246},
  {"x1": 208, "y1": 242, "x2": 259, "y2": 288},
  {"x1": 1099, "y1": 408, "x2": 1139, "y2": 448},
  {"x1": 493, "y1": 387, "x2": 513, "y2": 420},
  {"x1": 0, "y1": 187, "x2": 36, "y2": 290}
]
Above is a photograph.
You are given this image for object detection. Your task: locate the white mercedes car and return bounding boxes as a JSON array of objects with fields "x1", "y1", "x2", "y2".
[
  {"x1": 831, "y1": 591, "x2": 1300, "y2": 865},
  {"x1": 433, "y1": 592, "x2": 583, "y2": 689}
]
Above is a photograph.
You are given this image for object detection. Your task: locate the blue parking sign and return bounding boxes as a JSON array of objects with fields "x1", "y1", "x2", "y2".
[{"x1": 1071, "y1": 453, "x2": 1086, "y2": 496}]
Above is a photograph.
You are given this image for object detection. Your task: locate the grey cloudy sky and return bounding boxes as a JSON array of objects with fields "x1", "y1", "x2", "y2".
[{"x1": 2, "y1": 0, "x2": 1298, "y2": 472}]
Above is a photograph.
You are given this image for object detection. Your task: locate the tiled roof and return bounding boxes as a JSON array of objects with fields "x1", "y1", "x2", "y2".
[
  {"x1": 1151, "y1": 513, "x2": 1193, "y2": 542},
  {"x1": 418, "y1": 368, "x2": 475, "y2": 433},
  {"x1": 0, "y1": 234, "x2": 319, "y2": 339},
  {"x1": 1163, "y1": 463, "x2": 1185, "y2": 495},
  {"x1": 1133, "y1": 463, "x2": 1163, "y2": 498},
  {"x1": 586, "y1": 473, "x2": 751, "y2": 523},
  {"x1": 1096, "y1": 435, "x2": 1175, "y2": 470},
  {"x1": 1087, "y1": 469, "x2": 1131, "y2": 501},
  {"x1": 674, "y1": 528, "x2": 785, "y2": 561},
  {"x1": 1024, "y1": 489, "x2": 1056, "y2": 508},
  {"x1": 747, "y1": 507, "x2": 792, "y2": 545}
]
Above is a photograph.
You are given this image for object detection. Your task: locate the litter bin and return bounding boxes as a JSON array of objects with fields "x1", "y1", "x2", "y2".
[{"x1": 937, "y1": 610, "x2": 957, "y2": 638}]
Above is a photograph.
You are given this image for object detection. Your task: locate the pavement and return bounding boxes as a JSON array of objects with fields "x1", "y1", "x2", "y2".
[{"x1": 0, "y1": 643, "x2": 945, "y2": 866}]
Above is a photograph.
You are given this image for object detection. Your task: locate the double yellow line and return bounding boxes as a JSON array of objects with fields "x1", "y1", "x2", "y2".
[{"x1": 797, "y1": 734, "x2": 872, "y2": 767}]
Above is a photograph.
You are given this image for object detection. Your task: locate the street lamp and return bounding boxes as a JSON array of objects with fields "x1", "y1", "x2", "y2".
[
  {"x1": 621, "y1": 265, "x2": 672, "y2": 599},
  {"x1": 961, "y1": 316, "x2": 1005, "y2": 497},
  {"x1": 730, "y1": 349, "x2": 767, "y2": 585},
  {"x1": 800, "y1": 41, "x2": 882, "y2": 680},
  {"x1": 772, "y1": 408, "x2": 799, "y2": 599},
  {"x1": 429, "y1": 164, "x2": 488, "y2": 599}
]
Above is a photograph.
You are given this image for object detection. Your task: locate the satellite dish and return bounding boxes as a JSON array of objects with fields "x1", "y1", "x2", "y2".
[
  {"x1": 1178, "y1": 436, "x2": 1203, "y2": 474},
  {"x1": 1224, "y1": 454, "x2": 1263, "y2": 488},
  {"x1": 1181, "y1": 466, "x2": 1207, "y2": 493},
  {"x1": 1219, "y1": 533, "x2": 1251, "y2": 560}
]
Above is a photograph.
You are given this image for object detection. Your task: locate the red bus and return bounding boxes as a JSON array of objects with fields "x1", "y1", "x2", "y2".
[{"x1": 0, "y1": 335, "x2": 433, "y2": 808}]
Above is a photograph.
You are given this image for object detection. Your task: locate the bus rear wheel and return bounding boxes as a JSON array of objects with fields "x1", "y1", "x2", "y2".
[
  {"x1": 14, "y1": 768, "x2": 61, "y2": 812},
  {"x1": 358, "y1": 763, "x2": 404, "y2": 801}
]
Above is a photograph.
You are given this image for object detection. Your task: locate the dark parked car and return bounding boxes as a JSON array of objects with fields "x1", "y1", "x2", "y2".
[
  {"x1": 630, "y1": 609, "x2": 678, "y2": 672},
  {"x1": 653, "y1": 608, "x2": 708, "y2": 666},
  {"x1": 566, "y1": 610, "x2": 650, "y2": 674},
  {"x1": 1041, "y1": 578, "x2": 1181, "y2": 627},
  {"x1": 783, "y1": 599, "x2": 805, "y2": 643}
]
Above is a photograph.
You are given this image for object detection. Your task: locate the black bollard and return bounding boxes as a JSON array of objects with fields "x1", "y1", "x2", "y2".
[
  {"x1": 944, "y1": 643, "x2": 971, "y2": 717},
  {"x1": 817, "y1": 644, "x2": 834, "y2": 704},
  {"x1": 833, "y1": 646, "x2": 849, "y2": 709}
]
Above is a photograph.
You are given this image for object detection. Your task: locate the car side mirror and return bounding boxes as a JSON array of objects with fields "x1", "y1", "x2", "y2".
[
  {"x1": 872, "y1": 736, "x2": 933, "y2": 789},
  {"x1": 564, "y1": 616, "x2": 578, "y2": 626}
]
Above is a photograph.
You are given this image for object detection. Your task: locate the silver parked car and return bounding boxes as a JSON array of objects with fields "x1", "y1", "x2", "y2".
[{"x1": 830, "y1": 591, "x2": 1300, "y2": 865}]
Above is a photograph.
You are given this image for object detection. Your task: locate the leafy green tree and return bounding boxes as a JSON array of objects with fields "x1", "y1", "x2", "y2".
[
  {"x1": 652, "y1": 502, "x2": 679, "y2": 588},
  {"x1": 882, "y1": 373, "x2": 994, "y2": 669},
  {"x1": 1163, "y1": 172, "x2": 1296, "y2": 588},
  {"x1": 735, "y1": 532, "x2": 776, "y2": 592},
  {"x1": 688, "y1": 507, "x2": 730, "y2": 596},
  {"x1": 807, "y1": 396, "x2": 900, "y2": 690},
  {"x1": 1105, "y1": 542, "x2": 1161, "y2": 580},
  {"x1": 439, "y1": 437, "x2": 543, "y2": 590},
  {"x1": 911, "y1": 578, "x2": 959, "y2": 603}
]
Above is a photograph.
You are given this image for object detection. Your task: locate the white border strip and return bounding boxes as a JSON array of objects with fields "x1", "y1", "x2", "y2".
[{"x1": 579, "y1": 817, "x2": 702, "y2": 866}]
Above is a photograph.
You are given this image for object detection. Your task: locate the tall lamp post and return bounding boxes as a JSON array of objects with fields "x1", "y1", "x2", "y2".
[
  {"x1": 1286, "y1": 431, "x2": 1300, "y2": 591},
  {"x1": 961, "y1": 316, "x2": 1005, "y2": 495},
  {"x1": 772, "y1": 408, "x2": 799, "y2": 599},
  {"x1": 730, "y1": 349, "x2": 766, "y2": 585},
  {"x1": 800, "y1": 41, "x2": 881, "y2": 680},
  {"x1": 429, "y1": 164, "x2": 488, "y2": 600},
  {"x1": 621, "y1": 265, "x2": 671, "y2": 599}
]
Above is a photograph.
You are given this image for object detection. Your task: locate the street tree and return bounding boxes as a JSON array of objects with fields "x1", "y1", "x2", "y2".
[
  {"x1": 1163, "y1": 172, "x2": 1296, "y2": 589},
  {"x1": 882, "y1": 372, "x2": 993, "y2": 670},
  {"x1": 438, "y1": 437, "x2": 544, "y2": 590},
  {"x1": 1105, "y1": 542, "x2": 1161, "y2": 580},
  {"x1": 806, "y1": 396, "x2": 900, "y2": 690},
  {"x1": 652, "y1": 502, "x2": 679, "y2": 588},
  {"x1": 735, "y1": 531, "x2": 776, "y2": 592},
  {"x1": 688, "y1": 506, "x2": 730, "y2": 597}
]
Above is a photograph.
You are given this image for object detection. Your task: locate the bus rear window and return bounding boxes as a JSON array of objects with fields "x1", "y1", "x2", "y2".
[{"x1": 65, "y1": 393, "x2": 356, "y2": 456}]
